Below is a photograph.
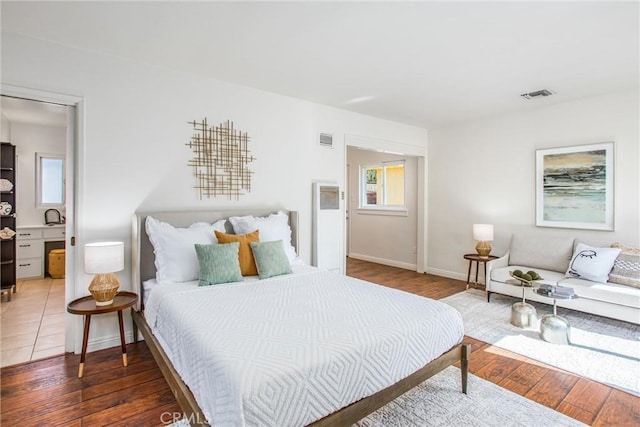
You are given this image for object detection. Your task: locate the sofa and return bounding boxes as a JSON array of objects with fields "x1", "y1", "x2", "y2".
[{"x1": 485, "y1": 233, "x2": 640, "y2": 325}]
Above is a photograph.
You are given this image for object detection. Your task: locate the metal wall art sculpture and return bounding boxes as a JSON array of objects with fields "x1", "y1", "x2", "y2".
[{"x1": 187, "y1": 119, "x2": 255, "y2": 200}]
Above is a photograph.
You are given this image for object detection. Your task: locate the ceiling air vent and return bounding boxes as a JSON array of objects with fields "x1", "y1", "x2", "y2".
[
  {"x1": 520, "y1": 89, "x2": 555, "y2": 100},
  {"x1": 319, "y1": 133, "x2": 333, "y2": 148}
]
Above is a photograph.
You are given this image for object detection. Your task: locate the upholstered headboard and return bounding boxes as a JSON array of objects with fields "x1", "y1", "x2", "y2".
[{"x1": 132, "y1": 209, "x2": 299, "y2": 310}]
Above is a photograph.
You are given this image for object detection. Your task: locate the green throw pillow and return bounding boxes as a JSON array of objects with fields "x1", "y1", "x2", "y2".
[
  {"x1": 195, "y1": 242, "x2": 243, "y2": 286},
  {"x1": 250, "y1": 240, "x2": 293, "y2": 279}
]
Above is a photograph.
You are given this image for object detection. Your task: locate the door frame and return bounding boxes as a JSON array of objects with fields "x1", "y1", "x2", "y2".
[
  {"x1": 1, "y1": 84, "x2": 84, "y2": 352},
  {"x1": 344, "y1": 134, "x2": 427, "y2": 273}
]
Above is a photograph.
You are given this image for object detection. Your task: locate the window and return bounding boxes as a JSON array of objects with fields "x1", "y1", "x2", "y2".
[
  {"x1": 36, "y1": 153, "x2": 65, "y2": 208},
  {"x1": 360, "y1": 161, "x2": 405, "y2": 209}
]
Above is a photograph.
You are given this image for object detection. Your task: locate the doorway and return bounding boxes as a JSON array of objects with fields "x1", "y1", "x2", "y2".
[
  {"x1": 0, "y1": 93, "x2": 76, "y2": 366},
  {"x1": 344, "y1": 134, "x2": 426, "y2": 273}
]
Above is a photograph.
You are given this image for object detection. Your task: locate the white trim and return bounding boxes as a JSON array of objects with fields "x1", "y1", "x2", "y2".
[
  {"x1": 348, "y1": 253, "x2": 417, "y2": 271},
  {"x1": 1, "y1": 83, "x2": 84, "y2": 355},
  {"x1": 426, "y1": 267, "x2": 470, "y2": 283},
  {"x1": 359, "y1": 160, "x2": 407, "y2": 209},
  {"x1": 35, "y1": 152, "x2": 66, "y2": 208},
  {"x1": 345, "y1": 133, "x2": 426, "y2": 275},
  {"x1": 416, "y1": 156, "x2": 426, "y2": 274},
  {"x1": 1, "y1": 84, "x2": 82, "y2": 106},
  {"x1": 355, "y1": 208, "x2": 408, "y2": 216},
  {"x1": 345, "y1": 134, "x2": 426, "y2": 157},
  {"x1": 86, "y1": 330, "x2": 136, "y2": 354}
]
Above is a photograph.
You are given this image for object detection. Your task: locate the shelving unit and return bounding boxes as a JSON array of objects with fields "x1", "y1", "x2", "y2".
[{"x1": 1, "y1": 142, "x2": 17, "y2": 301}]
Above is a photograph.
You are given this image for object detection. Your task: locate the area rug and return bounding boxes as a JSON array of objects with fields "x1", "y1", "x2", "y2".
[
  {"x1": 442, "y1": 289, "x2": 640, "y2": 396},
  {"x1": 169, "y1": 366, "x2": 583, "y2": 426}
]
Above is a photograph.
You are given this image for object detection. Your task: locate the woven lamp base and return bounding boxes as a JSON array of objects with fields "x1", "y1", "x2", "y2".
[
  {"x1": 88, "y1": 273, "x2": 120, "y2": 306},
  {"x1": 475, "y1": 241, "x2": 492, "y2": 258}
]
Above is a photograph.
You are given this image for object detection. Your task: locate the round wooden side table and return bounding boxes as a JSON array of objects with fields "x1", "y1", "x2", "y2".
[
  {"x1": 463, "y1": 253, "x2": 499, "y2": 289},
  {"x1": 67, "y1": 291, "x2": 138, "y2": 378}
]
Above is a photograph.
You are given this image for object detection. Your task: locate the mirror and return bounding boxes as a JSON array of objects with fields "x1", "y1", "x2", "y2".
[
  {"x1": 36, "y1": 153, "x2": 65, "y2": 208},
  {"x1": 44, "y1": 208, "x2": 63, "y2": 225}
]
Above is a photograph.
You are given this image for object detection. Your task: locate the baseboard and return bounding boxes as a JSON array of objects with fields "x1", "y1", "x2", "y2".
[
  {"x1": 426, "y1": 267, "x2": 473, "y2": 283},
  {"x1": 348, "y1": 256, "x2": 477, "y2": 282},
  {"x1": 348, "y1": 253, "x2": 417, "y2": 271},
  {"x1": 86, "y1": 331, "x2": 136, "y2": 354}
]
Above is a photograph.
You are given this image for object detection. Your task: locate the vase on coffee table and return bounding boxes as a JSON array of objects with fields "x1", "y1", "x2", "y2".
[
  {"x1": 535, "y1": 286, "x2": 578, "y2": 345},
  {"x1": 506, "y1": 278, "x2": 537, "y2": 328}
]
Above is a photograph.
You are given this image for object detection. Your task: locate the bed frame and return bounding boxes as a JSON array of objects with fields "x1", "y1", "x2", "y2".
[{"x1": 131, "y1": 209, "x2": 470, "y2": 426}]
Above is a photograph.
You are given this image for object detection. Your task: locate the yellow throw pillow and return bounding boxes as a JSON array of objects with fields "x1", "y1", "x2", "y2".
[{"x1": 214, "y1": 230, "x2": 259, "y2": 276}]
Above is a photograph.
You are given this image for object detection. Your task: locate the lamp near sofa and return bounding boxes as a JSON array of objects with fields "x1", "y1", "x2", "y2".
[{"x1": 473, "y1": 224, "x2": 494, "y2": 258}]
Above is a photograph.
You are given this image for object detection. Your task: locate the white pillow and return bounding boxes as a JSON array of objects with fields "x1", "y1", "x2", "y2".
[
  {"x1": 146, "y1": 216, "x2": 226, "y2": 283},
  {"x1": 566, "y1": 242, "x2": 621, "y2": 283},
  {"x1": 228, "y1": 211, "x2": 297, "y2": 263}
]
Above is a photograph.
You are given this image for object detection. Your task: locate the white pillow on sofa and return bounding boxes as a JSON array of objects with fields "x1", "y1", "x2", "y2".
[
  {"x1": 566, "y1": 242, "x2": 621, "y2": 283},
  {"x1": 228, "y1": 211, "x2": 297, "y2": 263},
  {"x1": 146, "y1": 216, "x2": 226, "y2": 283}
]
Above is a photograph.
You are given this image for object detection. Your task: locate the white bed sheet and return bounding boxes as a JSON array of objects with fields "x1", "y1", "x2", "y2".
[
  {"x1": 141, "y1": 265, "x2": 297, "y2": 307},
  {"x1": 145, "y1": 267, "x2": 464, "y2": 426}
]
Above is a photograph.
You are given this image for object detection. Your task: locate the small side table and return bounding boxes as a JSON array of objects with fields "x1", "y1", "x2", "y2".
[
  {"x1": 67, "y1": 291, "x2": 138, "y2": 378},
  {"x1": 463, "y1": 254, "x2": 499, "y2": 289}
]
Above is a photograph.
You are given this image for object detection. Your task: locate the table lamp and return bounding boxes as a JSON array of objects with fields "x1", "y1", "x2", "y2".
[
  {"x1": 473, "y1": 224, "x2": 494, "y2": 258},
  {"x1": 84, "y1": 241, "x2": 124, "y2": 306}
]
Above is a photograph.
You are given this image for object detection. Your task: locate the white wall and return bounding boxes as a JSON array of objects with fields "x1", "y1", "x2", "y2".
[
  {"x1": 427, "y1": 91, "x2": 640, "y2": 281},
  {"x1": 1, "y1": 112, "x2": 10, "y2": 141},
  {"x1": 1, "y1": 31, "x2": 428, "y2": 351},
  {"x1": 11, "y1": 122, "x2": 66, "y2": 226},
  {"x1": 347, "y1": 147, "x2": 418, "y2": 270}
]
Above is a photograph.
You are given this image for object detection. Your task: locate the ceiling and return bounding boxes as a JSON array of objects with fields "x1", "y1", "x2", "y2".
[
  {"x1": 1, "y1": 96, "x2": 67, "y2": 128},
  {"x1": 2, "y1": 1, "x2": 638, "y2": 129}
]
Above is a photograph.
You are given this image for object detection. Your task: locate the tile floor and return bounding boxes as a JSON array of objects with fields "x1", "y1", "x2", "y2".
[{"x1": 0, "y1": 277, "x2": 66, "y2": 367}]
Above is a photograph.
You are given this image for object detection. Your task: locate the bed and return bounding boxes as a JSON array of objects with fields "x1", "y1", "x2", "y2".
[{"x1": 131, "y1": 209, "x2": 469, "y2": 426}]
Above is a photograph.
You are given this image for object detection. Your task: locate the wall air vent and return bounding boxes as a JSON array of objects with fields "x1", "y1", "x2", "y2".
[
  {"x1": 319, "y1": 133, "x2": 333, "y2": 148},
  {"x1": 521, "y1": 89, "x2": 555, "y2": 100}
]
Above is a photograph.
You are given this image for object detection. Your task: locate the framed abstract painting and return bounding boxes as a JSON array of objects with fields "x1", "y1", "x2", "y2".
[{"x1": 536, "y1": 142, "x2": 614, "y2": 231}]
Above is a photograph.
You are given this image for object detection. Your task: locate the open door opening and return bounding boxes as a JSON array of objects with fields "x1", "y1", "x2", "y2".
[
  {"x1": 0, "y1": 91, "x2": 79, "y2": 366},
  {"x1": 344, "y1": 135, "x2": 426, "y2": 273}
]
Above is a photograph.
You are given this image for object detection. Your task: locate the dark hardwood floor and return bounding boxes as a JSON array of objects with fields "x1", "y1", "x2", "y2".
[
  {"x1": 347, "y1": 258, "x2": 639, "y2": 427},
  {"x1": 1, "y1": 258, "x2": 637, "y2": 426}
]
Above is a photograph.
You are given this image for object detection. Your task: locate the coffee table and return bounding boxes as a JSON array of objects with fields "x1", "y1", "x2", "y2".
[
  {"x1": 534, "y1": 286, "x2": 578, "y2": 345},
  {"x1": 505, "y1": 279, "x2": 537, "y2": 328}
]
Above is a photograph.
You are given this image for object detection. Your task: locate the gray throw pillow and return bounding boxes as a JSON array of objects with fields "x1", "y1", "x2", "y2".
[
  {"x1": 250, "y1": 240, "x2": 292, "y2": 279},
  {"x1": 195, "y1": 242, "x2": 243, "y2": 286},
  {"x1": 609, "y1": 243, "x2": 640, "y2": 288}
]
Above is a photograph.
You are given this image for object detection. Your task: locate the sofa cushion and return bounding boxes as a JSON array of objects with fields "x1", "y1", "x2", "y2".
[
  {"x1": 609, "y1": 243, "x2": 640, "y2": 289},
  {"x1": 491, "y1": 266, "x2": 566, "y2": 286},
  {"x1": 509, "y1": 234, "x2": 574, "y2": 273},
  {"x1": 566, "y1": 242, "x2": 621, "y2": 283},
  {"x1": 560, "y1": 277, "x2": 640, "y2": 308}
]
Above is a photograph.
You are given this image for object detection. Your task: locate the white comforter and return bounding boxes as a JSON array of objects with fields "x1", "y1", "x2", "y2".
[{"x1": 145, "y1": 267, "x2": 464, "y2": 426}]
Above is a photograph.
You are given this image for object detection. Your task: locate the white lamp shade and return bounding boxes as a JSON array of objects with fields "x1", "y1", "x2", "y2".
[
  {"x1": 84, "y1": 242, "x2": 124, "y2": 274},
  {"x1": 473, "y1": 224, "x2": 494, "y2": 241}
]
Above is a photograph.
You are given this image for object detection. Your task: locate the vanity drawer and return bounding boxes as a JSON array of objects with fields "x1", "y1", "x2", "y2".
[
  {"x1": 17, "y1": 229, "x2": 43, "y2": 240},
  {"x1": 43, "y1": 227, "x2": 66, "y2": 240},
  {"x1": 17, "y1": 258, "x2": 43, "y2": 279},
  {"x1": 17, "y1": 240, "x2": 44, "y2": 258}
]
